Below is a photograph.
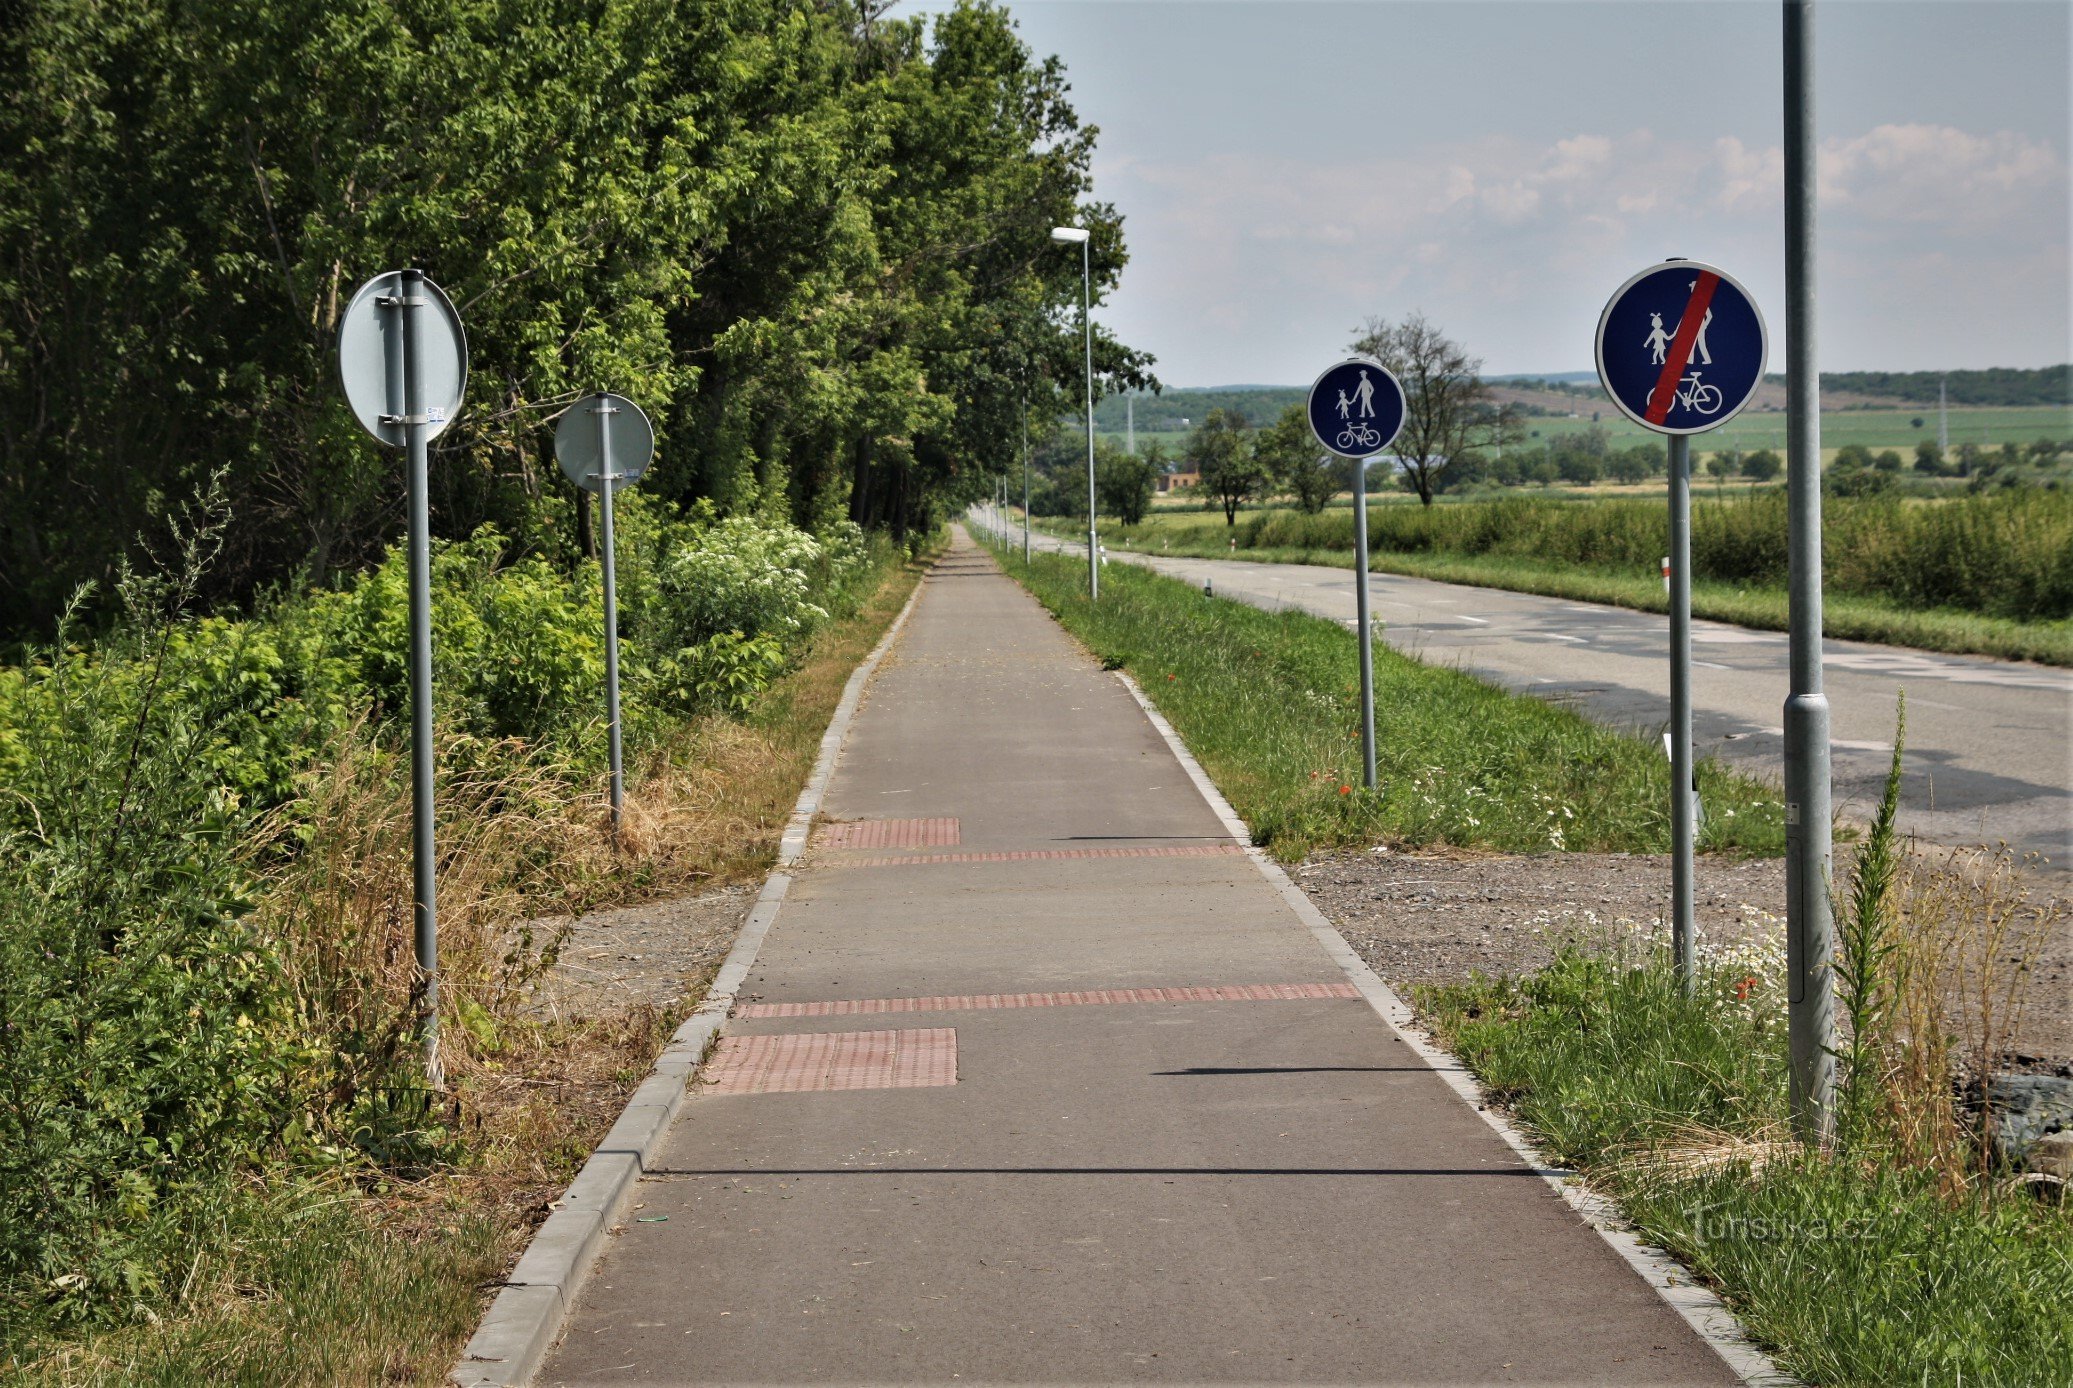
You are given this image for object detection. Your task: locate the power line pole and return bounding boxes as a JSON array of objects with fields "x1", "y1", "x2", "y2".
[{"x1": 1784, "y1": 0, "x2": 1836, "y2": 1146}]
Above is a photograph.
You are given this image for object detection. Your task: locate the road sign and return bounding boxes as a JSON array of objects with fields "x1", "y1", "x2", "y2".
[
  {"x1": 1307, "y1": 358, "x2": 1406, "y2": 459},
  {"x1": 336, "y1": 268, "x2": 469, "y2": 1089},
  {"x1": 1595, "y1": 260, "x2": 1765, "y2": 435},
  {"x1": 555, "y1": 393, "x2": 654, "y2": 492},
  {"x1": 1305, "y1": 357, "x2": 1402, "y2": 796},
  {"x1": 554, "y1": 393, "x2": 654, "y2": 838},
  {"x1": 336, "y1": 271, "x2": 468, "y2": 448},
  {"x1": 1594, "y1": 259, "x2": 1767, "y2": 995}
]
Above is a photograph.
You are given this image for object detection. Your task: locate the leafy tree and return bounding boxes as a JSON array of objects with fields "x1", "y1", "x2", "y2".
[
  {"x1": 1557, "y1": 450, "x2": 1604, "y2": 485},
  {"x1": 1094, "y1": 443, "x2": 1156, "y2": 525},
  {"x1": 1914, "y1": 439, "x2": 1946, "y2": 474},
  {"x1": 1349, "y1": 314, "x2": 1519, "y2": 505},
  {"x1": 1188, "y1": 409, "x2": 1268, "y2": 524},
  {"x1": 1872, "y1": 450, "x2": 1904, "y2": 473},
  {"x1": 1254, "y1": 404, "x2": 1336, "y2": 513},
  {"x1": 2030, "y1": 438, "x2": 2065, "y2": 465},
  {"x1": 1741, "y1": 449, "x2": 1783, "y2": 481},
  {"x1": 1604, "y1": 452, "x2": 1648, "y2": 485},
  {"x1": 0, "y1": 0, "x2": 1154, "y2": 635},
  {"x1": 1827, "y1": 455, "x2": 1895, "y2": 497},
  {"x1": 1704, "y1": 454, "x2": 1734, "y2": 481}
]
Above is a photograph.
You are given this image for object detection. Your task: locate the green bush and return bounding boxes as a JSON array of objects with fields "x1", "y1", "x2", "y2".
[
  {"x1": 0, "y1": 569, "x2": 315, "y2": 1323},
  {"x1": 0, "y1": 502, "x2": 878, "y2": 1329}
]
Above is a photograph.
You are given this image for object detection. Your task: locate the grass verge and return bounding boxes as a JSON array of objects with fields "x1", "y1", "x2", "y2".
[
  {"x1": 5, "y1": 546, "x2": 935, "y2": 1385},
  {"x1": 1417, "y1": 946, "x2": 2073, "y2": 1386},
  {"x1": 981, "y1": 536, "x2": 1783, "y2": 861},
  {"x1": 1058, "y1": 516, "x2": 2073, "y2": 666}
]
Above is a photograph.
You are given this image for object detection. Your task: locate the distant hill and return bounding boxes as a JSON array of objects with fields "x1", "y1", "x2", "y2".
[
  {"x1": 1093, "y1": 366, "x2": 2067, "y2": 431},
  {"x1": 1793, "y1": 366, "x2": 2068, "y2": 408},
  {"x1": 1093, "y1": 387, "x2": 1304, "y2": 432}
]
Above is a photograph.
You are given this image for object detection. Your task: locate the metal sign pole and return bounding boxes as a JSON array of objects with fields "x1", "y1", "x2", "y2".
[
  {"x1": 1667, "y1": 433, "x2": 1696, "y2": 991},
  {"x1": 398, "y1": 268, "x2": 442, "y2": 1089},
  {"x1": 1022, "y1": 416, "x2": 1032, "y2": 565},
  {"x1": 1784, "y1": 0, "x2": 1836, "y2": 1144},
  {"x1": 1082, "y1": 237, "x2": 1098, "y2": 601},
  {"x1": 593, "y1": 398, "x2": 625, "y2": 837},
  {"x1": 1353, "y1": 457, "x2": 1377, "y2": 790}
]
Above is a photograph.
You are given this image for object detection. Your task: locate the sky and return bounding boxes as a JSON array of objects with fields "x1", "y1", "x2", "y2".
[{"x1": 891, "y1": 0, "x2": 2071, "y2": 385}]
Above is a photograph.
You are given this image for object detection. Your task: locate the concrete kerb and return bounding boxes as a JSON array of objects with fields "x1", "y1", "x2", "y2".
[
  {"x1": 1109, "y1": 669, "x2": 1796, "y2": 1388},
  {"x1": 450, "y1": 571, "x2": 928, "y2": 1388}
]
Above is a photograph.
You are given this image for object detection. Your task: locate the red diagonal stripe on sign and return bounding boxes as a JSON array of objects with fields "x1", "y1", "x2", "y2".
[{"x1": 1644, "y1": 271, "x2": 1721, "y2": 427}]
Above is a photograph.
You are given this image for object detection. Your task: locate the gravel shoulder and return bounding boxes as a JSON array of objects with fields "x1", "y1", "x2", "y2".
[
  {"x1": 1295, "y1": 846, "x2": 2071, "y2": 1071},
  {"x1": 520, "y1": 883, "x2": 758, "y2": 1023}
]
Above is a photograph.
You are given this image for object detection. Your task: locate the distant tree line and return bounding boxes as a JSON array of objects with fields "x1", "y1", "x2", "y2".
[
  {"x1": 0, "y1": 0, "x2": 1153, "y2": 639},
  {"x1": 1807, "y1": 366, "x2": 2070, "y2": 408}
]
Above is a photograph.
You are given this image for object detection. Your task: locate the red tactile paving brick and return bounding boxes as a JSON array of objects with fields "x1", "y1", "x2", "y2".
[
  {"x1": 699, "y1": 1028, "x2": 957, "y2": 1095},
  {"x1": 833, "y1": 843, "x2": 1245, "y2": 869},
  {"x1": 736, "y1": 981, "x2": 1359, "y2": 1019},
  {"x1": 815, "y1": 817, "x2": 960, "y2": 850}
]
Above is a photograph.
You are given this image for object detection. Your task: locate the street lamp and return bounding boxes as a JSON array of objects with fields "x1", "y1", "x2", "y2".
[{"x1": 1051, "y1": 224, "x2": 1097, "y2": 599}]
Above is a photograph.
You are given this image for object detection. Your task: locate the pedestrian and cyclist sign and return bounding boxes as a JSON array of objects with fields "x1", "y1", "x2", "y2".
[
  {"x1": 1595, "y1": 260, "x2": 1766, "y2": 435},
  {"x1": 1307, "y1": 358, "x2": 1406, "y2": 458}
]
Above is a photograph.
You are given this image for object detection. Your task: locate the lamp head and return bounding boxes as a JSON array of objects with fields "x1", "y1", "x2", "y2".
[{"x1": 1049, "y1": 226, "x2": 1090, "y2": 244}]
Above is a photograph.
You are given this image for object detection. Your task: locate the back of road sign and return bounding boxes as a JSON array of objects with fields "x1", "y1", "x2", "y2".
[
  {"x1": 336, "y1": 271, "x2": 469, "y2": 448},
  {"x1": 555, "y1": 393, "x2": 655, "y2": 493},
  {"x1": 1307, "y1": 358, "x2": 1406, "y2": 459},
  {"x1": 1595, "y1": 260, "x2": 1765, "y2": 435}
]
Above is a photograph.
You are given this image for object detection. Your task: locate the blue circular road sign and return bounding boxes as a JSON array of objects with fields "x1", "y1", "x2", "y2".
[
  {"x1": 1308, "y1": 358, "x2": 1406, "y2": 459},
  {"x1": 1595, "y1": 260, "x2": 1766, "y2": 435}
]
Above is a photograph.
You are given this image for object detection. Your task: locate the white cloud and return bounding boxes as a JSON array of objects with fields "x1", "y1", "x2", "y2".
[
  {"x1": 1103, "y1": 124, "x2": 2067, "y2": 378},
  {"x1": 1820, "y1": 124, "x2": 2065, "y2": 227}
]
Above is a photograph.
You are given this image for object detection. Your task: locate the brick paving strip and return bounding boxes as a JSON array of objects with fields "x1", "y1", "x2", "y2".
[
  {"x1": 813, "y1": 816, "x2": 961, "y2": 849},
  {"x1": 698, "y1": 1027, "x2": 958, "y2": 1095},
  {"x1": 829, "y1": 842, "x2": 1245, "y2": 868},
  {"x1": 735, "y1": 981, "x2": 1360, "y2": 1019}
]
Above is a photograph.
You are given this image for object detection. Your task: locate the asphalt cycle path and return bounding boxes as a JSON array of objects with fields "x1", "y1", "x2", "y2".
[
  {"x1": 541, "y1": 532, "x2": 1741, "y2": 1385},
  {"x1": 983, "y1": 508, "x2": 2072, "y2": 869}
]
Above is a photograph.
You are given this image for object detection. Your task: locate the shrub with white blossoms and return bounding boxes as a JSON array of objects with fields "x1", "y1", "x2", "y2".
[{"x1": 653, "y1": 515, "x2": 832, "y2": 651}]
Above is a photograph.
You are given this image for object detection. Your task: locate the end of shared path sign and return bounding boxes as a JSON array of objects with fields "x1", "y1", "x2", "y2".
[{"x1": 1594, "y1": 259, "x2": 1765, "y2": 436}]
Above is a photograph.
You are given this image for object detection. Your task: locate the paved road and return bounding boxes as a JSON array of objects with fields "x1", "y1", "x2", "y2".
[
  {"x1": 980, "y1": 509, "x2": 2073, "y2": 867},
  {"x1": 542, "y1": 533, "x2": 1742, "y2": 1385}
]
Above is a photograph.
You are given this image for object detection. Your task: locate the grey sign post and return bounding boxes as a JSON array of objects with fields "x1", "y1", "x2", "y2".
[
  {"x1": 1596, "y1": 260, "x2": 1768, "y2": 991},
  {"x1": 1307, "y1": 358, "x2": 1407, "y2": 792},
  {"x1": 337, "y1": 268, "x2": 468, "y2": 1089},
  {"x1": 557, "y1": 393, "x2": 655, "y2": 837}
]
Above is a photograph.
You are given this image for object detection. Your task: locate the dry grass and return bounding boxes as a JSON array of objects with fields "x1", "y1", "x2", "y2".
[{"x1": 1887, "y1": 845, "x2": 2065, "y2": 1180}]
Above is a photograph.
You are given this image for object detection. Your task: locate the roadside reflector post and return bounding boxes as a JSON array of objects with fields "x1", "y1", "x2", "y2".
[
  {"x1": 1594, "y1": 258, "x2": 1769, "y2": 997},
  {"x1": 1783, "y1": 0, "x2": 1837, "y2": 1146},
  {"x1": 337, "y1": 268, "x2": 471, "y2": 1090},
  {"x1": 556, "y1": 393, "x2": 657, "y2": 845},
  {"x1": 1305, "y1": 357, "x2": 1405, "y2": 795}
]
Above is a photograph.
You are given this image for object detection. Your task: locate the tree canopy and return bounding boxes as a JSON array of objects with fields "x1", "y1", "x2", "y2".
[{"x1": 0, "y1": 0, "x2": 1152, "y2": 637}]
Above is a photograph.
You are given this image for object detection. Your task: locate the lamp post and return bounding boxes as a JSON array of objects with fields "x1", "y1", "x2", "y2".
[{"x1": 1051, "y1": 224, "x2": 1097, "y2": 599}]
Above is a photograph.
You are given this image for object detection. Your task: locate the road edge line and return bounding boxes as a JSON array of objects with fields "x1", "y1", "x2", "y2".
[
  {"x1": 1110, "y1": 667, "x2": 1795, "y2": 1388},
  {"x1": 450, "y1": 566, "x2": 930, "y2": 1388}
]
